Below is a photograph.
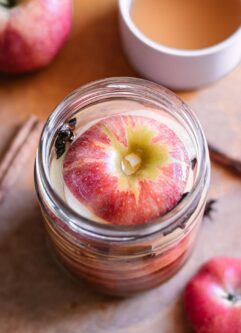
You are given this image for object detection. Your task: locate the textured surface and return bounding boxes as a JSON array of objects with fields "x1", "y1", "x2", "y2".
[
  {"x1": 0, "y1": 1, "x2": 240, "y2": 332},
  {"x1": 186, "y1": 67, "x2": 241, "y2": 161}
]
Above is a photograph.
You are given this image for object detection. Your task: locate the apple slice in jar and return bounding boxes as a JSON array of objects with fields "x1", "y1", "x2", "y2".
[{"x1": 63, "y1": 115, "x2": 190, "y2": 225}]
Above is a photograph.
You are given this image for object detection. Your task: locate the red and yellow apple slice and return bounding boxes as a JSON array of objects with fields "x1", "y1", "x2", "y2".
[{"x1": 63, "y1": 115, "x2": 190, "y2": 225}]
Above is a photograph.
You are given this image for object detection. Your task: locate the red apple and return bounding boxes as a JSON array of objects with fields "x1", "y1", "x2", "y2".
[
  {"x1": 63, "y1": 115, "x2": 189, "y2": 225},
  {"x1": 0, "y1": 0, "x2": 72, "y2": 74},
  {"x1": 184, "y1": 257, "x2": 241, "y2": 333}
]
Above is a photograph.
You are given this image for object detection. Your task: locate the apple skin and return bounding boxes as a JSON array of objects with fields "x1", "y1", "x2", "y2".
[
  {"x1": 63, "y1": 115, "x2": 189, "y2": 225},
  {"x1": 0, "y1": 0, "x2": 72, "y2": 74},
  {"x1": 184, "y1": 257, "x2": 241, "y2": 333}
]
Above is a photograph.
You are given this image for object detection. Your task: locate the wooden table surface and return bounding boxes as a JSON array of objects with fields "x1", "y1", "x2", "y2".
[{"x1": 0, "y1": 1, "x2": 240, "y2": 332}]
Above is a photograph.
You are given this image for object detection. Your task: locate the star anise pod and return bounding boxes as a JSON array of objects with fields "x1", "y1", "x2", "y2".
[
  {"x1": 55, "y1": 118, "x2": 76, "y2": 159},
  {"x1": 204, "y1": 199, "x2": 217, "y2": 220}
]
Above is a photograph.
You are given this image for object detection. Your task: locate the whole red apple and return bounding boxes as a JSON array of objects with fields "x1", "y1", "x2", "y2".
[
  {"x1": 63, "y1": 115, "x2": 189, "y2": 225},
  {"x1": 184, "y1": 257, "x2": 241, "y2": 333},
  {"x1": 0, "y1": 0, "x2": 72, "y2": 74}
]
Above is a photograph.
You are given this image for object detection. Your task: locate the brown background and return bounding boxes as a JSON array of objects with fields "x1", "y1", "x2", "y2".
[{"x1": 0, "y1": 1, "x2": 240, "y2": 332}]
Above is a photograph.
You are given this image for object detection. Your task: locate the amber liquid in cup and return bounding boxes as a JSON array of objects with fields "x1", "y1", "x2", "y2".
[{"x1": 131, "y1": 0, "x2": 241, "y2": 50}]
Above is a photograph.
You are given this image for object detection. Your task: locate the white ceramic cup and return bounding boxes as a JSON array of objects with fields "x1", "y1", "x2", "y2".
[{"x1": 118, "y1": 0, "x2": 241, "y2": 90}]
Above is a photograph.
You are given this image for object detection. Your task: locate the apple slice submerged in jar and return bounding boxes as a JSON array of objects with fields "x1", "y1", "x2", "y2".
[{"x1": 63, "y1": 115, "x2": 190, "y2": 225}]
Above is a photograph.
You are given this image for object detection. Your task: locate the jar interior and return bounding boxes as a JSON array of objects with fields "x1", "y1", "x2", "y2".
[
  {"x1": 37, "y1": 78, "x2": 208, "y2": 239},
  {"x1": 49, "y1": 99, "x2": 199, "y2": 226}
]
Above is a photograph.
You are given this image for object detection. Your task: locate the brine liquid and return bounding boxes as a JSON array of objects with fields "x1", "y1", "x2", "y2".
[
  {"x1": 131, "y1": 0, "x2": 241, "y2": 50},
  {"x1": 50, "y1": 100, "x2": 197, "y2": 223}
]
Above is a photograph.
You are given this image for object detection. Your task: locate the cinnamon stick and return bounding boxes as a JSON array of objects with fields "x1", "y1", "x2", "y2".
[
  {"x1": 208, "y1": 143, "x2": 241, "y2": 177},
  {"x1": 0, "y1": 116, "x2": 43, "y2": 202}
]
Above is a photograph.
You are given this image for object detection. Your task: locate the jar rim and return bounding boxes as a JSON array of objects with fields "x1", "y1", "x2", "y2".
[{"x1": 35, "y1": 77, "x2": 210, "y2": 241}]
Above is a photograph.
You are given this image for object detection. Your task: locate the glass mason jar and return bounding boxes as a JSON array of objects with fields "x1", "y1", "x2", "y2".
[{"x1": 35, "y1": 77, "x2": 210, "y2": 296}]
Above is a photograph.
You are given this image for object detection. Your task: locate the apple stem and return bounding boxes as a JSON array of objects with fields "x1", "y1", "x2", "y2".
[
  {"x1": 121, "y1": 153, "x2": 142, "y2": 176},
  {"x1": 0, "y1": 0, "x2": 16, "y2": 7}
]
